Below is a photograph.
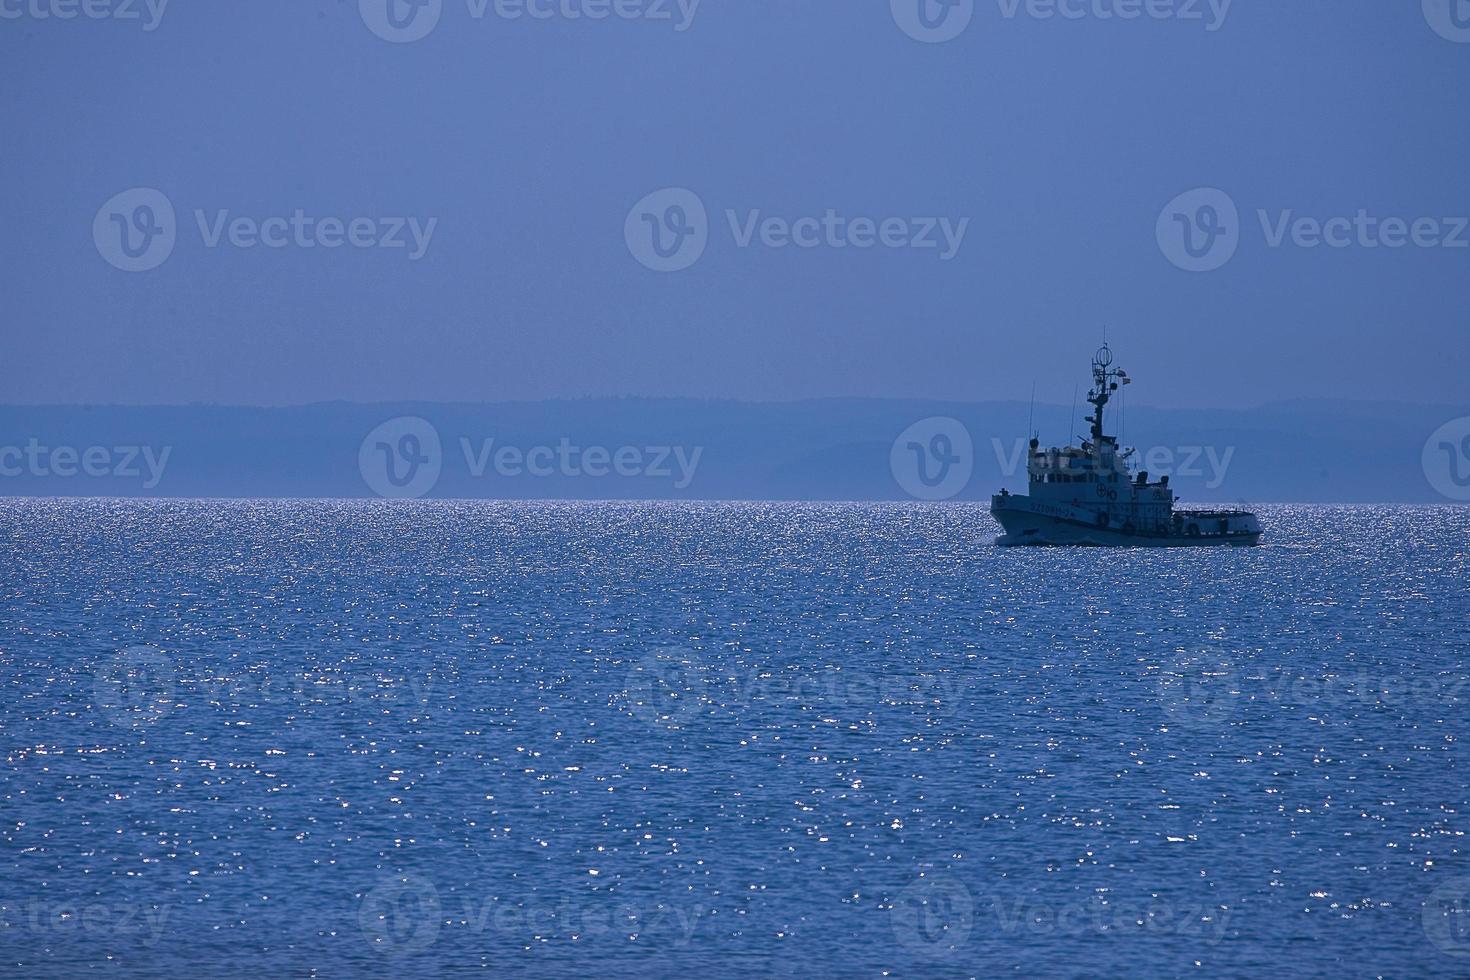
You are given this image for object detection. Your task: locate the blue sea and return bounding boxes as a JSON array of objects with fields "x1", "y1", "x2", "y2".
[{"x1": 1, "y1": 500, "x2": 1467, "y2": 978}]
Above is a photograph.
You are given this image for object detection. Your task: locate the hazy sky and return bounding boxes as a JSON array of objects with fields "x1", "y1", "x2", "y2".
[{"x1": 2, "y1": 0, "x2": 1467, "y2": 409}]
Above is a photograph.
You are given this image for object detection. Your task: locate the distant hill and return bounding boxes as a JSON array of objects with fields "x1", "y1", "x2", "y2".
[{"x1": 0, "y1": 398, "x2": 1462, "y2": 502}]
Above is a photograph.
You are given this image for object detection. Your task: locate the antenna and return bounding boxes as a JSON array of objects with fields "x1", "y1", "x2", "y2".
[
  {"x1": 1069, "y1": 384, "x2": 1078, "y2": 445},
  {"x1": 1027, "y1": 381, "x2": 1036, "y2": 439},
  {"x1": 1119, "y1": 379, "x2": 1126, "y2": 460}
]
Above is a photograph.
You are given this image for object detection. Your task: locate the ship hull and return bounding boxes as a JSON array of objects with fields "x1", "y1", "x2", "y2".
[{"x1": 991, "y1": 498, "x2": 1262, "y2": 548}]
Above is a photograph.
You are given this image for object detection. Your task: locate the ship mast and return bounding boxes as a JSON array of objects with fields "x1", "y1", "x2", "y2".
[{"x1": 1084, "y1": 344, "x2": 1121, "y2": 445}]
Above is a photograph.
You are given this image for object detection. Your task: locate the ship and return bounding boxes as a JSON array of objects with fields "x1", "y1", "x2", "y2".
[{"x1": 990, "y1": 344, "x2": 1263, "y2": 547}]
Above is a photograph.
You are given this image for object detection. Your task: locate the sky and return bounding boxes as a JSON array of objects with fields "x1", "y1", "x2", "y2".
[{"x1": 1, "y1": 0, "x2": 1467, "y2": 410}]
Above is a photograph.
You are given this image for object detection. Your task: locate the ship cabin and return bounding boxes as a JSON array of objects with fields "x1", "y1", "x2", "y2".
[{"x1": 1026, "y1": 436, "x2": 1178, "y2": 536}]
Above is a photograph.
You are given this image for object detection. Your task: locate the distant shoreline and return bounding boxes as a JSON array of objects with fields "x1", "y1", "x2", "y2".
[{"x1": 0, "y1": 398, "x2": 1459, "y2": 503}]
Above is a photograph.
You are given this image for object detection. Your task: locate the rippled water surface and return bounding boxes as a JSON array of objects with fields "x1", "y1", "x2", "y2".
[{"x1": 1, "y1": 501, "x2": 1468, "y2": 977}]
